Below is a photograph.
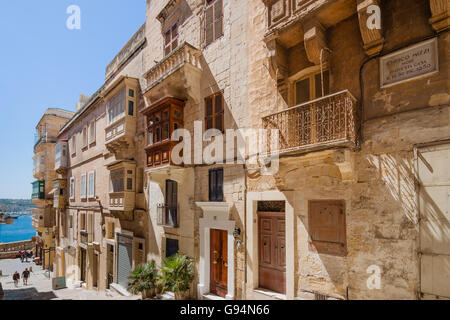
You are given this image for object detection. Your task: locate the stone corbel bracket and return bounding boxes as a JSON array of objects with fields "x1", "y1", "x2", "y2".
[
  {"x1": 429, "y1": 0, "x2": 449, "y2": 32},
  {"x1": 357, "y1": 0, "x2": 384, "y2": 57},
  {"x1": 303, "y1": 19, "x2": 329, "y2": 65},
  {"x1": 264, "y1": 32, "x2": 289, "y2": 83},
  {"x1": 333, "y1": 150, "x2": 357, "y2": 183}
]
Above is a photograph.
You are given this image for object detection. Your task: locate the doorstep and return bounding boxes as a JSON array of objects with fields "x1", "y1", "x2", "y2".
[
  {"x1": 202, "y1": 293, "x2": 226, "y2": 301},
  {"x1": 253, "y1": 288, "x2": 286, "y2": 300},
  {"x1": 110, "y1": 283, "x2": 132, "y2": 297}
]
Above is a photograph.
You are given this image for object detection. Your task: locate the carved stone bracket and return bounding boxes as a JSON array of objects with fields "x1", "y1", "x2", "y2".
[
  {"x1": 265, "y1": 33, "x2": 289, "y2": 82},
  {"x1": 429, "y1": 0, "x2": 449, "y2": 32},
  {"x1": 303, "y1": 20, "x2": 329, "y2": 65},
  {"x1": 357, "y1": 0, "x2": 384, "y2": 57}
]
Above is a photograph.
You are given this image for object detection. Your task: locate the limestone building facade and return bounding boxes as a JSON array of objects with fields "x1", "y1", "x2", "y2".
[{"x1": 47, "y1": 0, "x2": 449, "y2": 300}]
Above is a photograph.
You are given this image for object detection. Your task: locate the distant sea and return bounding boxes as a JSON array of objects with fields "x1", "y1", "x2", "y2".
[{"x1": 0, "y1": 215, "x2": 35, "y2": 243}]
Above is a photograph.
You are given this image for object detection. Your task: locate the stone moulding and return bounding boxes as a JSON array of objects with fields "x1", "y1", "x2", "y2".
[
  {"x1": 303, "y1": 19, "x2": 329, "y2": 65},
  {"x1": 105, "y1": 24, "x2": 146, "y2": 80},
  {"x1": 357, "y1": 0, "x2": 384, "y2": 57},
  {"x1": 429, "y1": 0, "x2": 450, "y2": 32}
]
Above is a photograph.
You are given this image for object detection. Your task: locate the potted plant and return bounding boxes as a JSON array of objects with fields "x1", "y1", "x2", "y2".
[
  {"x1": 159, "y1": 254, "x2": 195, "y2": 300},
  {"x1": 128, "y1": 261, "x2": 158, "y2": 299}
]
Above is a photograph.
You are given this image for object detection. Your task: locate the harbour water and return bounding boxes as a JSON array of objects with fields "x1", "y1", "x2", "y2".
[{"x1": 0, "y1": 215, "x2": 35, "y2": 243}]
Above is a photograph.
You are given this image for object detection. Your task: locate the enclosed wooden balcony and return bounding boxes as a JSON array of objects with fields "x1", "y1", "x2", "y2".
[
  {"x1": 262, "y1": 90, "x2": 358, "y2": 155},
  {"x1": 104, "y1": 77, "x2": 139, "y2": 155},
  {"x1": 31, "y1": 180, "x2": 45, "y2": 200},
  {"x1": 32, "y1": 207, "x2": 54, "y2": 229},
  {"x1": 141, "y1": 97, "x2": 185, "y2": 169},
  {"x1": 33, "y1": 154, "x2": 46, "y2": 180},
  {"x1": 143, "y1": 42, "x2": 202, "y2": 102},
  {"x1": 53, "y1": 179, "x2": 67, "y2": 209},
  {"x1": 54, "y1": 141, "x2": 68, "y2": 174},
  {"x1": 107, "y1": 160, "x2": 136, "y2": 212}
]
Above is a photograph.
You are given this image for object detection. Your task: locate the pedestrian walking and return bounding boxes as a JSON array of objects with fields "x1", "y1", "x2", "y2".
[
  {"x1": 13, "y1": 271, "x2": 20, "y2": 287},
  {"x1": 19, "y1": 250, "x2": 24, "y2": 263},
  {"x1": 22, "y1": 268, "x2": 30, "y2": 286}
]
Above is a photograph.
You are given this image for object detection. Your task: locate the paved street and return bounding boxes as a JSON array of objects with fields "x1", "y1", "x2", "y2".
[{"x1": 0, "y1": 258, "x2": 139, "y2": 300}]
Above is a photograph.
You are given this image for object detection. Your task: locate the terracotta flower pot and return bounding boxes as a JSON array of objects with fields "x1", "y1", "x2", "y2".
[
  {"x1": 174, "y1": 290, "x2": 190, "y2": 300},
  {"x1": 142, "y1": 288, "x2": 156, "y2": 300}
]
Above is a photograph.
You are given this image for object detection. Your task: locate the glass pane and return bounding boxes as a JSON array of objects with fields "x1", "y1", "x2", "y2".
[
  {"x1": 162, "y1": 123, "x2": 169, "y2": 140},
  {"x1": 214, "y1": 18, "x2": 223, "y2": 39},
  {"x1": 315, "y1": 70, "x2": 330, "y2": 98},
  {"x1": 215, "y1": 0, "x2": 223, "y2": 17},
  {"x1": 165, "y1": 30, "x2": 171, "y2": 46},
  {"x1": 128, "y1": 101, "x2": 134, "y2": 116},
  {"x1": 295, "y1": 78, "x2": 310, "y2": 105},
  {"x1": 206, "y1": 25, "x2": 213, "y2": 46},
  {"x1": 206, "y1": 117, "x2": 213, "y2": 130},
  {"x1": 205, "y1": 97, "x2": 213, "y2": 116},
  {"x1": 148, "y1": 129, "x2": 153, "y2": 145},
  {"x1": 162, "y1": 109, "x2": 169, "y2": 120},
  {"x1": 214, "y1": 94, "x2": 223, "y2": 112},
  {"x1": 206, "y1": 6, "x2": 214, "y2": 26},
  {"x1": 129, "y1": 89, "x2": 134, "y2": 97},
  {"x1": 215, "y1": 114, "x2": 223, "y2": 131},
  {"x1": 155, "y1": 127, "x2": 161, "y2": 142},
  {"x1": 172, "y1": 23, "x2": 178, "y2": 37}
]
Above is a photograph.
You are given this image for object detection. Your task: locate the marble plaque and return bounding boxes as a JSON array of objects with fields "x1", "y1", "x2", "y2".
[{"x1": 380, "y1": 38, "x2": 439, "y2": 88}]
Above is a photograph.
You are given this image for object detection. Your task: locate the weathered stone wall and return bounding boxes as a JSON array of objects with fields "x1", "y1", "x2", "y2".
[{"x1": 246, "y1": 0, "x2": 449, "y2": 300}]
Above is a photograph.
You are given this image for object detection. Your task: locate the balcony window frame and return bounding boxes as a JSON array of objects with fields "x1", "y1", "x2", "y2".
[
  {"x1": 88, "y1": 171, "x2": 95, "y2": 199},
  {"x1": 292, "y1": 67, "x2": 330, "y2": 106},
  {"x1": 163, "y1": 20, "x2": 179, "y2": 57},
  {"x1": 71, "y1": 135, "x2": 76, "y2": 157},
  {"x1": 89, "y1": 120, "x2": 96, "y2": 145},
  {"x1": 204, "y1": 92, "x2": 224, "y2": 132},
  {"x1": 204, "y1": 0, "x2": 224, "y2": 48},
  {"x1": 70, "y1": 177, "x2": 75, "y2": 200},
  {"x1": 208, "y1": 168, "x2": 223, "y2": 202},
  {"x1": 110, "y1": 169, "x2": 125, "y2": 193},
  {"x1": 81, "y1": 173, "x2": 87, "y2": 200}
]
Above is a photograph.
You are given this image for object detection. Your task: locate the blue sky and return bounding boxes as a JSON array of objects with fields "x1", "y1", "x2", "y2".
[{"x1": 0, "y1": 1, "x2": 146, "y2": 199}]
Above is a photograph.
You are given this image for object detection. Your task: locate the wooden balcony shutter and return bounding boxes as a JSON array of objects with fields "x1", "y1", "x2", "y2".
[{"x1": 308, "y1": 200, "x2": 347, "y2": 256}]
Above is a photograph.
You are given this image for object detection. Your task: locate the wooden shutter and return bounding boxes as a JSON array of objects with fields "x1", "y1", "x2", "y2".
[
  {"x1": 205, "y1": 4, "x2": 214, "y2": 46},
  {"x1": 308, "y1": 200, "x2": 346, "y2": 256}
]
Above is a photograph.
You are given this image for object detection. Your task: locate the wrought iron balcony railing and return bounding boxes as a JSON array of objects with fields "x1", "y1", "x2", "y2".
[
  {"x1": 262, "y1": 90, "x2": 358, "y2": 155},
  {"x1": 157, "y1": 203, "x2": 179, "y2": 228}
]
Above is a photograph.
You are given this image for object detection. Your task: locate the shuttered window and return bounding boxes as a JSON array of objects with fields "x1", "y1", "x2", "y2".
[
  {"x1": 205, "y1": 92, "x2": 224, "y2": 131},
  {"x1": 209, "y1": 168, "x2": 223, "y2": 201},
  {"x1": 308, "y1": 200, "x2": 347, "y2": 256},
  {"x1": 165, "y1": 180, "x2": 178, "y2": 227},
  {"x1": 204, "y1": 0, "x2": 223, "y2": 47},
  {"x1": 164, "y1": 21, "x2": 179, "y2": 56}
]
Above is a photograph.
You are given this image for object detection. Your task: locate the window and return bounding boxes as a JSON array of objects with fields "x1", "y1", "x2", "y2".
[
  {"x1": 165, "y1": 180, "x2": 178, "y2": 227},
  {"x1": 209, "y1": 168, "x2": 223, "y2": 201},
  {"x1": 81, "y1": 173, "x2": 87, "y2": 199},
  {"x1": 71, "y1": 135, "x2": 76, "y2": 156},
  {"x1": 70, "y1": 177, "x2": 75, "y2": 200},
  {"x1": 129, "y1": 89, "x2": 135, "y2": 98},
  {"x1": 164, "y1": 21, "x2": 179, "y2": 56},
  {"x1": 107, "y1": 89, "x2": 126, "y2": 125},
  {"x1": 166, "y1": 238, "x2": 179, "y2": 258},
  {"x1": 82, "y1": 126, "x2": 88, "y2": 149},
  {"x1": 88, "y1": 171, "x2": 95, "y2": 198},
  {"x1": 308, "y1": 200, "x2": 347, "y2": 256},
  {"x1": 205, "y1": 92, "x2": 224, "y2": 131},
  {"x1": 89, "y1": 121, "x2": 96, "y2": 144},
  {"x1": 295, "y1": 70, "x2": 330, "y2": 105},
  {"x1": 204, "y1": 0, "x2": 223, "y2": 47},
  {"x1": 128, "y1": 100, "x2": 134, "y2": 116},
  {"x1": 110, "y1": 169, "x2": 124, "y2": 193}
]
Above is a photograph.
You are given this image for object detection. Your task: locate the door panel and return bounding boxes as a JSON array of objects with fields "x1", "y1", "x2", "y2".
[
  {"x1": 210, "y1": 229, "x2": 228, "y2": 298},
  {"x1": 258, "y1": 212, "x2": 286, "y2": 294},
  {"x1": 418, "y1": 144, "x2": 450, "y2": 299}
]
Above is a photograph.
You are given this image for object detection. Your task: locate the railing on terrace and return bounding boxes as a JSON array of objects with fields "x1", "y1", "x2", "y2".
[
  {"x1": 262, "y1": 90, "x2": 358, "y2": 155},
  {"x1": 144, "y1": 42, "x2": 201, "y2": 91}
]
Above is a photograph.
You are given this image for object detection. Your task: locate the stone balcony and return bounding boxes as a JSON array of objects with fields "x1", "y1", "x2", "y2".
[
  {"x1": 105, "y1": 115, "x2": 137, "y2": 154},
  {"x1": 143, "y1": 42, "x2": 202, "y2": 102},
  {"x1": 109, "y1": 192, "x2": 136, "y2": 212},
  {"x1": 262, "y1": 90, "x2": 358, "y2": 155}
]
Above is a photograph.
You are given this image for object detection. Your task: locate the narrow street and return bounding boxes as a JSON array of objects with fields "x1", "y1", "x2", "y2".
[{"x1": 0, "y1": 258, "x2": 139, "y2": 300}]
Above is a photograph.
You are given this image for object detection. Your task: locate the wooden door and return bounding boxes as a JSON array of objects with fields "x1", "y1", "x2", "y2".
[
  {"x1": 210, "y1": 229, "x2": 228, "y2": 298},
  {"x1": 258, "y1": 212, "x2": 286, "y2": 294}
]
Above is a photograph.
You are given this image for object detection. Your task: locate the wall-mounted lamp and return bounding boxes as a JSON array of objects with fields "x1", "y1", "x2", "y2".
[{"x1": 233, "y1": 228, "x2": 241, "y2": 239}]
